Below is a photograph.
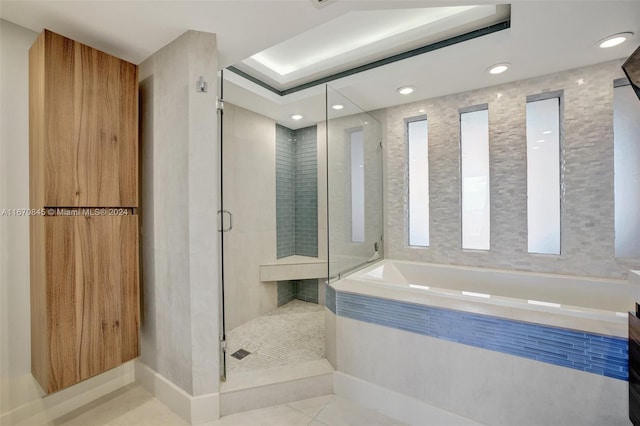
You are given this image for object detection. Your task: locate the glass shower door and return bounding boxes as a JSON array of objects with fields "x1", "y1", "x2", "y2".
[
  {"x1": 218, "y1": 71, "x2": 328, "y2": 381},
  {"x1": 326, "y1": 85, "x2": 384, "y2": 280}
]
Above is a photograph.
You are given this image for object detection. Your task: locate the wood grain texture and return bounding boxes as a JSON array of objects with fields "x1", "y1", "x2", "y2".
[
  {"x1": 42, "y1": 215, "x2": 139, "y2": 393},
  {"x1": 40, "y1": 30, "x2": 138, "y2": 208},
  {"x1": 30, "y1": 29, "x2": 140, "y2": 393},
  {"x1": 29, "y1": 215, "x2": 48, "y2": 390},
  {"x1": 47, "y1": 216, "x2": 79, "y2": 391}
]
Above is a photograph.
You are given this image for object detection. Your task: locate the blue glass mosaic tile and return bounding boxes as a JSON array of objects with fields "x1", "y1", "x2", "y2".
[
  {"x1": 334, "y1": 290, "x2": 628, "y2": 381},
  {"x1": 275, "y1": 124, "x2": 318, "y2": 258},
  {"x1": 276, "y1": 124, "x2": 296, "y2": 258},
  {"x1": 326, "y1": 284, "x2": 336, "y2": 314},
  {"x1": 296, "y1": 279, "x2": 319, "y2": 304}
]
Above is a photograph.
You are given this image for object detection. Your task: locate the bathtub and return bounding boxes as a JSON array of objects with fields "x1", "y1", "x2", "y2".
[
  {"x1": 326, "y1": 259, "x2": 639, "y2": 425},
  {"x1": 332, "y1": 259, "x2": 637, "y2": 337}
]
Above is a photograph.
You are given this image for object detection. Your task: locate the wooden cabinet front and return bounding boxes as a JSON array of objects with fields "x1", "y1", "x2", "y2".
[
  {"x1": 30, "y1": 29, "x2": 140, "y2": 394},
  {"x1": 30, "y1": 30, "x2": 138, "y2": 209},
  {"x1": 31, "y1": 215, "x2": 139, "y2": 393}
]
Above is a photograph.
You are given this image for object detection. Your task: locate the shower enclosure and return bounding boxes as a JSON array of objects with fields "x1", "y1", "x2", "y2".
[
  {"x1": 217, "y1": 74, "x2": 383, "y2": 380},
  {"x1": 325, "y1": 85, "x2": 384, "y2": 280}
]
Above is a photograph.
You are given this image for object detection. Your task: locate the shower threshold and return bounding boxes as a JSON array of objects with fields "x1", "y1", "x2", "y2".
[{"x1": 221, "y1": 299, "x2": 332, "y2": 416}]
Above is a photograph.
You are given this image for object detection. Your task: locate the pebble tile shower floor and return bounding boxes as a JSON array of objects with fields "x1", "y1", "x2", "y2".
[{"x1": 226, "y1": 299, "x2": 325, "y2": 374}]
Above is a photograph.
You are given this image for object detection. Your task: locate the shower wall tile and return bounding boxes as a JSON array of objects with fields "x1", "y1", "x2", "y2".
[
  {"x1": 295, "y1": 126, "x2": 319, "y2": 257},
  {"x1": 277, "y1": 279, "x2": 319, "y2": 305},
  {"x1": 295, "y1": 279, "x2": 319, "y2": 304},
  {"x1": 276, "y1": 125, "x2": 296, "y2": 258},
  {"x1": 277, "y1": 280, "x2": 296, "y2": 306},
  {"x1": 276, "y1": 124, "x2": 318, "y2": 259}
]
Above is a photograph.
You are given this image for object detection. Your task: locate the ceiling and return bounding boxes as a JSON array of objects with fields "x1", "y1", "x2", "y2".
[
  {"x1": 234, "y1": 4, "x2": 510, "y2": 91},
  {"x1": 2, "y1": 1, "x2": 639, "y2": 130}
]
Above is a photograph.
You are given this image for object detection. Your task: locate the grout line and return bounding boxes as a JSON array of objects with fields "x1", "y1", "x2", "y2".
[{"x1": 309, "y1": 395, "x2": 333, "y2": 424}]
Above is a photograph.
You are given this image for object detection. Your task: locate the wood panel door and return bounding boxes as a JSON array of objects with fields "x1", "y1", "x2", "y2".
[
  {"x1": 31, "y1": 215, "x2": 139, "y2": 393},
  {"x1": 30, "y1": 30, "x2": 138, "y2": 209}
]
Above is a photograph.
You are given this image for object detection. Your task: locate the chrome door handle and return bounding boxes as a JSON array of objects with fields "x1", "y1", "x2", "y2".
[
  {"x1": 218, "y1": 210, "x2": 233, "y2": 232},
  {"x1": 223, "y1": 210, "x2": 233, "y2": 232}
]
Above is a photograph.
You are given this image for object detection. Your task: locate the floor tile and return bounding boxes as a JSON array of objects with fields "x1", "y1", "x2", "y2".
[
  {"x1": 314, "y1": 395, "x2": 406, "y2": 426},
  {"x1": 226, "y1": 300, "x2": 325, "y2": 375},
  {"x1": 286, "y1": 394, "x2": 332, "y2": 418},
  {"x1": 204, "y1": 404, "x2": 312, "y2": 426},
  {"x1": 54, "y1": 386, "x2": 188, "y2": 426},
  {"x1": 48, "y1": 385, "x2": 406, "y2": 426}
]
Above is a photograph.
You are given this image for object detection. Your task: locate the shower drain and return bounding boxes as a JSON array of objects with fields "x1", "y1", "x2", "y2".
[{"x1": 230, "y1": 349, "x2": 251, "y2": 360}]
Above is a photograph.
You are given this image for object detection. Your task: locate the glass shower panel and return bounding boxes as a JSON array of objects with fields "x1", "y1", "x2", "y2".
[{"x1": 326, "y1": 85, "x2": 383, "y2": 280}]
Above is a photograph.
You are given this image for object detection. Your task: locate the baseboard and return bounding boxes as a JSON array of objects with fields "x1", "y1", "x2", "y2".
[
  {"x1": 333, "y1": 371, "x2": 484, "y2": 426},
  {"x1": 134, "y1": 360, "x2": 219, "y2": 424},
  {"x1": 1, "y1": 361, "x2": 135, "y2": 425}
]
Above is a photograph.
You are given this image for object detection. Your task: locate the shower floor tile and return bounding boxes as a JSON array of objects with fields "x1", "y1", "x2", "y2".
[{"x1": 226, "y1": 299, "x2": 325, "y2": 375}]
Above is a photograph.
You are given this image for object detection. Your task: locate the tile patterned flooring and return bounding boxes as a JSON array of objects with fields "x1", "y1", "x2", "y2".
[
  {"x1": 226, "y1": 300, "x2": 325, "y2": 375},
  {"x1": 51, "y1": 385, "x2": 404, "y2": 426}
]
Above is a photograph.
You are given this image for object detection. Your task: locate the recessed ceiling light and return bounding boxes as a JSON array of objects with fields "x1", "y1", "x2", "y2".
[
  {"x1": 528, "y1": 300, "x2": 561, "y2": 308},
  {"x1": 332, "y1": 104, "x2": 344, "y2": 110},
  {"x1": 418, "y1": 108, "x2": 425, "y2": 113},
  {"x1": 543, "y1": 130, "x2": 552, "y2": 134},
  {"x1": 597, "y1": 32, "x2": 633, "y2": 48},
  {"x1": 290, "y1": 114, "x2": 303, "y2": 120},
  {"x1": 397, "y1": 86, "x2": 415, "y2": 95},
  {"x1": 462, "y1": 291, "x2": 491, "y2": 299},
  {"x1": 487, "y1": 63, "x2": 510, "y2": 75}
]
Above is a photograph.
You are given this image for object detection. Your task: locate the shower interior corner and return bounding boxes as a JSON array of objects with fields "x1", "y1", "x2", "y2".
[{"x1": 220, "y1": 100, "x2": 328, "y2": 377}]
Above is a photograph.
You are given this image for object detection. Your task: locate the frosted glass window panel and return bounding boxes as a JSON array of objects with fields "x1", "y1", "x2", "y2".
[
  {"x1": 408, "y1": 119, "x2": 429, "y2": 247},
  {"x1": 614, "y1": 84, "x2": 640, "y2": 258},
  {"x1": 460, "y1": 109, "x2": 490, "y2": 250},
  {"x1": 526, "y1": 97, "x2": 561, "y2": 255},
  {"x1": 351, "y1": 130, "x2": 365, "y2": 243}
]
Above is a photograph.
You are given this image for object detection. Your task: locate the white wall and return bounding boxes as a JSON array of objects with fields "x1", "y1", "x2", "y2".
[
  {"x1": 0, "y1": 17, "x2": 40, "y2": 419},
  {"x1": 139, "y1": 30, "x2": 220, "y2": 397}
]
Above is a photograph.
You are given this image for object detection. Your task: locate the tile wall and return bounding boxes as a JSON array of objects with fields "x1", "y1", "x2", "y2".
[
  {"x1": 276, "y1": 125, "x2": 296, "y2": 258},
  {"x1": 295, "y1": 126, "x2": 319, "y2": 257},
  {"x1": 336, "y1": 290, "x2": 627, "y2": 381},
  {"x1": 276, "y1": 125, "x2": 319, "y2": 304},
  {"x1": 277, "y1": 279, "x2": 320, "y2": 306},
  {"x1": 275, "y1": 124, "x2": 318, "y2": 258},
  {"x1": 384, "y1": 60, "x2": 640, "y2": 279}
]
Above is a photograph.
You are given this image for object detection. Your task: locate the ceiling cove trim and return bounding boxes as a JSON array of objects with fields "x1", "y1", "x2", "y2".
[{"x1": 227, "y1": 20, "x2": 511, "y2": 97}]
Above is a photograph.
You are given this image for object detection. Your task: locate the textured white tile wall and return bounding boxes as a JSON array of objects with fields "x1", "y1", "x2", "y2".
[{"x1": 384, "y1": 59, "x2": 640, "y2": 279}]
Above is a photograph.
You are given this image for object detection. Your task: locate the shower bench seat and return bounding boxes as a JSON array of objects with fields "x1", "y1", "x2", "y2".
[{"x1": 259, "y1": 255, "x2": 327, "y2": 282}]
